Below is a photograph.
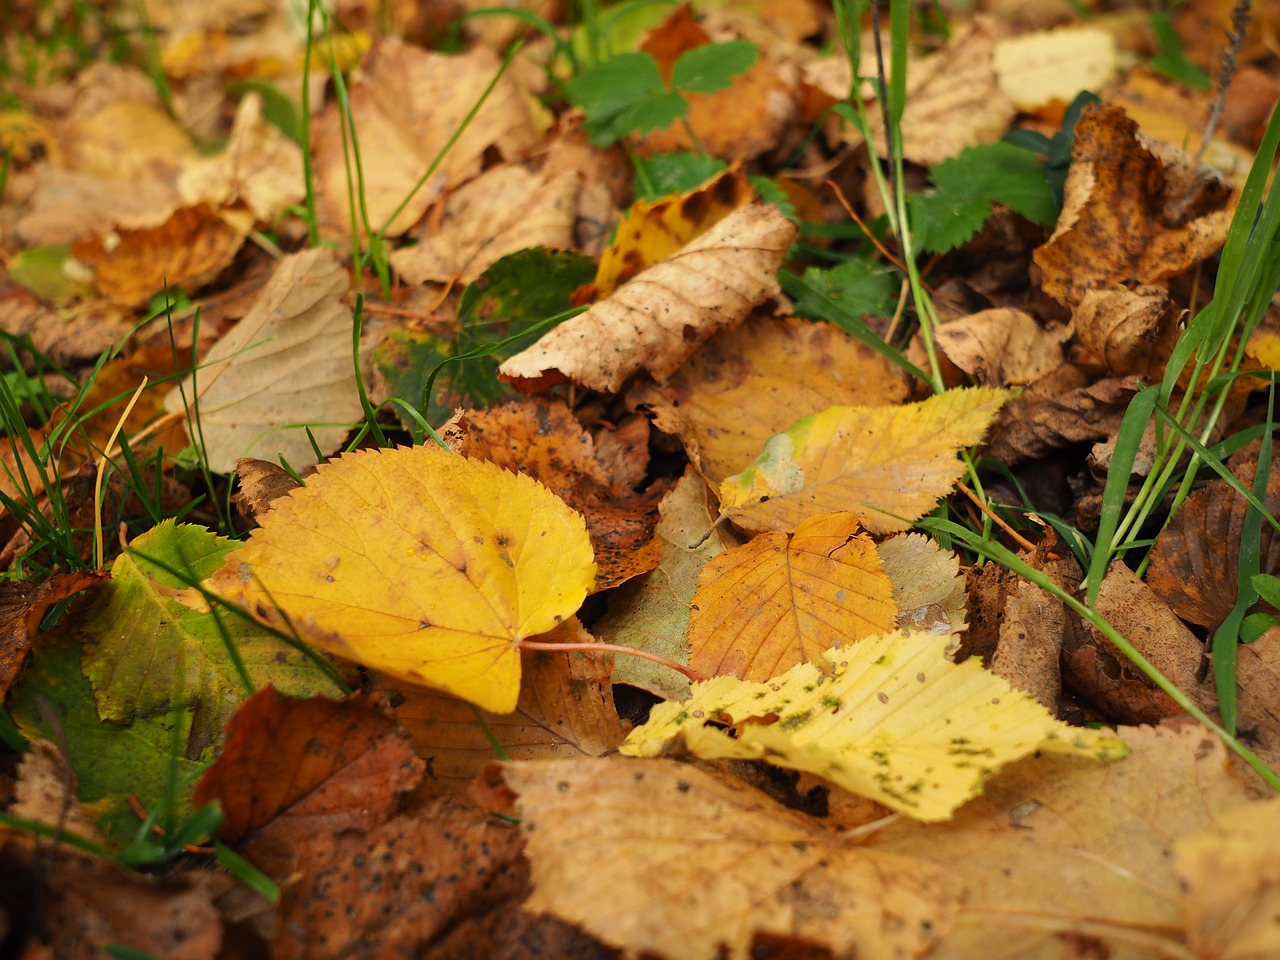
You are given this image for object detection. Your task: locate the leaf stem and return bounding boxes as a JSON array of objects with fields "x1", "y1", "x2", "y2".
[{"x1": 519, "y1": 639, "x2": 702, "y2": 683}]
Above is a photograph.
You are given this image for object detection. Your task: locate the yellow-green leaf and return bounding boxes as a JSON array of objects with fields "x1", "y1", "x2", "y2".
[
  {"x1": 718, "y1": 387, "x2": 1014, "y2": 534},
  {"x1": 206, "y1": 445, "x2": 597, "y2": 713},
  {"x1": 621, "y1": 627, "x2": 1127, "y2": 821}
]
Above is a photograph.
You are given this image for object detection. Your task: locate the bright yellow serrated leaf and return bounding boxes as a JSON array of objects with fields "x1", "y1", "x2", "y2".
[
  {"x1": 621, "y1": 628, "x2": 1128, "y2": 821},
  {"x1": 718, "y1": 387, "x2": 1013, "y2": 534},
  {"x1": 689, "y1": 512, "x2": 896, "y2": 681},
  {"x1": 205, "y1": 445, "x2": 596, "y2": 713}
]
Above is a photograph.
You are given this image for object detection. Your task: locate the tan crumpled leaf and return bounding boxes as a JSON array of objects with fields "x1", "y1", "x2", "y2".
[
  {"x1": 1034, "y1": 103, "x2": 1237, "y2": 307},
  {"x1": 314, "y1": 40, "x2": 540, "y2": 240},
  {"x1": 870, "y1": 722, "x2": 1255, "y2": 959},
  {"x1": 500, "y1": 202, "x2": 796, "y2": 393},
  {"x1": 178, "y1": 92, "x2": 305, "y2": 221},
  {"x1": 1177, "y1": 794, "x2": 1280, "y2": 960},
  {"x1": 1073, "y1": 285, "x2": 1181, "y2": 376},
  {"x1": 935, "y1": 308, "x2": 1066, "y2": 388},
  {"x1": 635, "y1": 314, "x2": 908, "y2": 486},
  {"x1": 506, "y1": 757, "x2": 962, "y2": 960},
  {"x1": 809, "y1": 18, "x2": 1015, "y2": 167},
  {"x1": 689, "y1": 512, "x2": 896, "y2": 681},
  {"x1": 992, "y1": 26, "x2": 1118, "y2": 110},
  {"x1": 719, "y1": 386, "x2": 1013, "y2": 534},
  {"x1": 162, "y1": 247, "x2": 363, "y2": 472},
  {"x1": 624, "y1": 628, "x2": 1127, "y2": 821},
  {"x1": 389, "y1": 166, "x2": 579, "y2": 286}
]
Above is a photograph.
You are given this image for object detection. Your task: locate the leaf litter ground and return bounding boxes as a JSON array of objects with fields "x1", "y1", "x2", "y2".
[{"x1": 2, "y1": 1, "x2": 1280, "y2": 958}]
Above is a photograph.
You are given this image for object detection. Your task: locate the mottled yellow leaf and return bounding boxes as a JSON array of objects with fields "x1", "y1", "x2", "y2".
[
  {"x1": 206, "y1": 445, "x2": 596, "y2": 713},
  {"x1": 719, "y1": 386, "x2": 1013, "y2": 534},
  {"x1": 622, "y1": 628, "x2": 1128, "y2": 821},
  {"x1": 689, "y1": 512, "x2": 896, "y2": 681}
]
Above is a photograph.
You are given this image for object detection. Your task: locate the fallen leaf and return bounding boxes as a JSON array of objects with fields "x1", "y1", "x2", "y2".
[
  {"x1": 1177, "y1": 794, "x2": 1280, "y2": 960},
  {"x1": 0, "y1": 569, "x2": 105, "y2": 698},
  {"x1": 0, "y1": 827, "x2": 221, "y2": 960},
  {"x1": 934, "y1": 308, "x2": 1066, "y2": 387},
  {"x1": 1072, "y1": 285, "x2": 1181, "y2": 376},
  {"x1": 499, "y1": 202, "x2": 796, "y2": 393},
  {"x1": 870, "y1": 722, "x2": 1256, "y2": 959},
  {"x1": 314, "y1": 40, "x2": 539, "y2": 240},
  {"x1": 719, "y1": 386, "x2": 1013, "y2": 534},
  {"x1": 194, "y1": 688, "x2": 424, "y2": 881},
  {"x1": 877, "y1": 533, "x2": 968, "y2": 635},
  {"x1": 389, "y1": 166, "x2": 580, "y2": 286},
  {"x1": 636, "y1": 314, "x2": 908, "y2": 487},
  {"x1": 206, "y1": 444, "x2": 596, "y2": 713},
  {"x1": 161, "y1": 247, "x2": 363, "y2": 473},
  {"x1": 82, "y1": 520, "x2": 343, "y2": 751},
  {"x1": 992, "y1": 25, "x2": 1118, "y2": 110},
  {"x1": 623, "y1": 627, "x2": 1127, "y2": 820},
  {"x1": 506, "y1": 756, "x2": 963, "y2": 960},
  {"x1": 12, "y1": 739, "x2": 104, "y2": 844},
  {"x1": 71, "y1": 203, "x2": 248, "y2": 307},
  {"x1": 689, "y1": 512, "x2": 897, "y2": 681},
  {"x1": 1034, "y1": 103, "x2": 1237, "y2": 307},
  {"x1": 1235, "y1": 629, "x2": 1280, "y2": 773}
]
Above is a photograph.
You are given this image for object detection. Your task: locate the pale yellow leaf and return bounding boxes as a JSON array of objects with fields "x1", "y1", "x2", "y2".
[{"x1": 622, "y1": 628, "x2": 1127, "y2": 821}]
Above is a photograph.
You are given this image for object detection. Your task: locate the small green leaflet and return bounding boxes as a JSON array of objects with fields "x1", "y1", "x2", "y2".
[
  {"x1": 670, "y1": 40, "x2": 758, "y2": 94},
  {"x1": 909, "y1": 141, "x2": 1057, "y2": 254}
]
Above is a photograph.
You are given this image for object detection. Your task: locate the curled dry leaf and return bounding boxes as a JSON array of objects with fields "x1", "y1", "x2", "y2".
[
  {"x1": 1034, "y1": 103, "x2": 1237, "y2": 307},
  {"x1": 934, "y1": 308, "x2": 1066, "y2": 388},
  {"x1": 206, "y1": 444, "x2": 596, "y2": 713},
  {"x1": 162, "y1": 247, "x2": 363, "y2": 473},
  {"x1": 499, "y1": 202, "x2": 796, "y2": 393},
  {"x1": 624, "y1": 628, "x2": 1127, "y2": 821},
  {"x1": 1072, "y1": 285, "x2": 1181, "y2": 377},
  {"x1": 689, "y1": 512, "x2": 897, "y2": 681},
  {"x1": 506, "y1": 757, "x2": 962, "y2": 960},
  {"x1": 719, "y1": 386, "x2": 1013, "y2": 534},
  {"x1": 0, "y1": 569, "x2": 106, "y2": 699}
]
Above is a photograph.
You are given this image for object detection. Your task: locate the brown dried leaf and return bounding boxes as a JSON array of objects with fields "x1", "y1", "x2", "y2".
[
  {"x1": 1177, "y1": 795, "x2": 1280, "y2": 960},
  {"x1": 499, "y1": 202, "x2": 796, "y2": 393},
  {"x1": 1147, "y1": 445, "x2": 1280, "y2": 630},
  {"x1": 1072, "y1": 285, "x2": 1181, "y2": 377},
  {"x1": 12, "y1": 740, "x2": 104, "y2": 844},
  {"x1": 193, "y1": 689, "x2": 424, "y2": 882},
  {"x1": 507, "y1": 757, "x2": 962, "y2": 960},
  {"x1": 1236, "y1": 629, "x2": 1280, "y2": 773},
  {"x1": 689, "y1": 512, "x2": 897, "y2": 681},
  {"x1": 1034, "y1": 103, "x2": 1237, "y2": 307},
  {"x1": 0, "y1": 570, "x2": 105, "y2": 698}
]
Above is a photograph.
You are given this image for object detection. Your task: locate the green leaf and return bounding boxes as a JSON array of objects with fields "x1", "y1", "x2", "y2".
[
  {"x1": 633, "y1": 151, "x2": 728, "y2": 201},
  {"x1": 617, "y1": 90, "x2": 688, "y2": 138},
  {"x1": 80, "y1": 520, "x2": 343, "y2": 754},
  {"x1": 794, "y1": 258, "x2": 900, "y2": 322},
  {"x1": 568, "y1": 51, "x2": 667, "y2": 146},
  {"x1": 910, "y1": 141, "x2": 1057, "y2": 254},
  {"x1": 671, "y1": 40, "x2": 758, "y2": 94},
  {"x1": 9, "y1": 629, "x2": 203, "y2": 844},
  {"x1": 1252, "y1": 573, "x2": 1280, "y2": 609},
  {"x1": 1149, "y1": 11, "x2": 1211, "y2": 91}
]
